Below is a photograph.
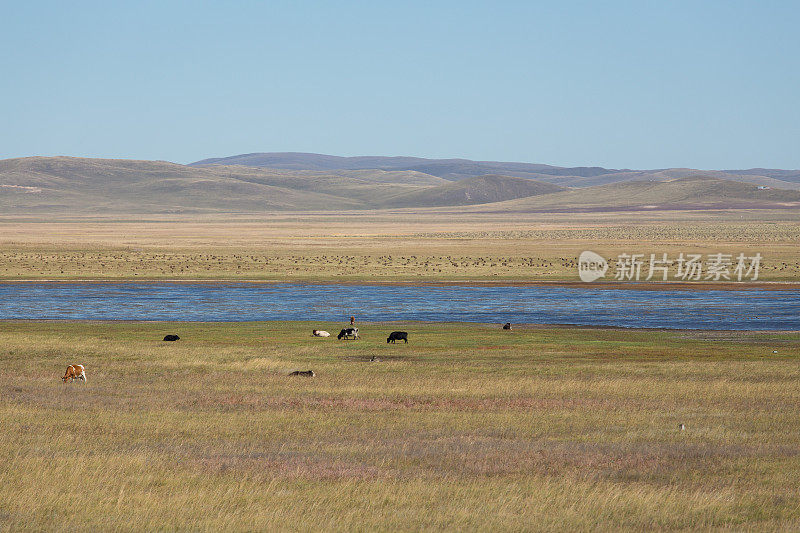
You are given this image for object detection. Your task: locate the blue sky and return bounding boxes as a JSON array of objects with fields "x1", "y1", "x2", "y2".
[{"x1": 2, "y1": 1, "x2": 798, "y2": 169}]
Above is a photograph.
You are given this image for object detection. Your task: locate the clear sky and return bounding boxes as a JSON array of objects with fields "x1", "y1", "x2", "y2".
[{"x1": 2, "y1": 1, "x2": 798, "y2": 169}]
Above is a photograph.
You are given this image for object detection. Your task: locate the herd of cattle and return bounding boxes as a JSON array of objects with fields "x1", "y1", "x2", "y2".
[
  {"x1": 62, "y1": 322, "x2": 513, "y2": 383},
  {"x1": 313, "y1": 328, "x2": 409, "y2": 343}
]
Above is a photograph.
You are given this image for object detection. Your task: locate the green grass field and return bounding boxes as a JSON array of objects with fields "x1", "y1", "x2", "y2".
[{"x1": 2, "y1": 321, "x2": 799, "y2": 530}]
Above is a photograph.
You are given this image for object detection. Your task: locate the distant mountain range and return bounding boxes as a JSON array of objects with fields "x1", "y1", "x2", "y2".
[
  {"x1": 0, "y1": 153, "x2": 798, "y2": 214},
  {"x1": 192, "y1": 152, "x2": 800, "y2": 190}
]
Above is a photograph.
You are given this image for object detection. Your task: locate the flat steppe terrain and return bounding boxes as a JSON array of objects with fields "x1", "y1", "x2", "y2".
[
  {"x1": 1, "y1": 209, "x2": 799, "y2": 283},
  {"x1": 1, "y1": 321, "x2": 799, "y2": 530},
  {"x1": 2, "y1": 156, "x2": 798, "y2": 530}
]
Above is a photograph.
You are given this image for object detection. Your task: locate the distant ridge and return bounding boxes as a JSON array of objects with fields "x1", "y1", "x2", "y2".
[
  {"x1": 191, "y1": 152, "x2": 800, "y2": 189},
  {"x1": 191, "y1": 152, "x2": 618, "y2": 180},
  {"x1": 1, "y1": 155, "x2": 799, "y2": 215},
  {"x1": 380, "y1": 175, "x2": 565, "y2": 207},
  {"x1": 469, "y1": 176, "x2": 800, "y2": 213}
]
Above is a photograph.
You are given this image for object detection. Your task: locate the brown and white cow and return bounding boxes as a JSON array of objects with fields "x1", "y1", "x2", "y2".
[
  {"x1": 62, "y1": 364, "x2": 86, "y2": 383},
  {"x1": 312, "y1": 330, "x2": 331, "y2": 337}
]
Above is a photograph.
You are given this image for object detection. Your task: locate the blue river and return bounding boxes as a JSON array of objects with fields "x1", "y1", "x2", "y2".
[{"x1": 0, "y1": 282, "x2": 796, "y2": 330}]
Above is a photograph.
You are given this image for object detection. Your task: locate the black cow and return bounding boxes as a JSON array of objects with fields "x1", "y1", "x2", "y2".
[
  {"x1": 387, "y1": 331, "x2": 408, "y2": 344},
  {"x1": 338, "y1": 327, "x2": 359, "y2": 340},
  {"x1": 502, "y1": 323, "x2": 512, "y2": 330},
  {"x1": 289, "y1": 370, "x2": 315, "y2": 377},
  {"x1": 163, "y1": 334, "x2": 180, "y2": 341}
]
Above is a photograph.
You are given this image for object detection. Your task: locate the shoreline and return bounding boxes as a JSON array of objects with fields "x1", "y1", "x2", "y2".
[
  {"x1": 0, "y1": 278, "x2": 798, "y2": 291},
  {"x1": 0, "y1": 317, "x2": 796, "y2": 333}
]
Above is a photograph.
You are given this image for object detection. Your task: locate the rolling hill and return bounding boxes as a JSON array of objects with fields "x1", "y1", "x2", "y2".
[
  {"x1": 191, "y1": 152, "x2": 619, "y2": 180},
  {"x1": 192, "y1": 152, "x2": 800, "y2": 190},
  {"x1": 472, "y1": 176, "x2": 800, "y2": 213},
  {"x1": 2, "y1": 156, "x2": 799, "y2": 215},
  {"x1": 0, "y1": 157, "x2": 364, "y2": 213},
  {"x1": 379, "y1": 175, "x2": 565, "y2": 207}
]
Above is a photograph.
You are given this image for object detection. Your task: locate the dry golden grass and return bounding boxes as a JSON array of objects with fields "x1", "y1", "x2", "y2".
[
  {"x1": 0, "y1": 210, "x2": 798, "y2": 282},
  {"x1": 1, "y1": 321, "x2": 799, "y2": 530}
]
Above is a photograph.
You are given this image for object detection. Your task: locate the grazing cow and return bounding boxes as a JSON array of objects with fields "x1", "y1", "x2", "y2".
[
  {"x1": 163, "y1": 334, "x2": 180, "y2": 341},
  {"x1": 387, "y1": 331, "x2": 408, "y2": 344},
  {"x1": 62, "y1": 364, "x2": 86, "y2": 383},
  {"x1": 337, "y1": 328, "x2": 359, "y2": 340},
  {"x1": 289, "y1": 370, "x2": 315, "y2": 377},
  {"x1": 312, "y1": 330, "x2": 331, "y2": 337},
  {"x1": 502, "y1": 323, "x2": 512, "y2": 330}
]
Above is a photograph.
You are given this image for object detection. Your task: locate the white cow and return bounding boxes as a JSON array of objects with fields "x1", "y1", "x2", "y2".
[{"x1": 312, "y1": 330, "x2": 331, "y2": 337}]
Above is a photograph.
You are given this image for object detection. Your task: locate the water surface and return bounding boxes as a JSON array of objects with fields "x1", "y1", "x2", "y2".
[{"x1": 0, "y1": 282, "x2": 796, "y2": 330}]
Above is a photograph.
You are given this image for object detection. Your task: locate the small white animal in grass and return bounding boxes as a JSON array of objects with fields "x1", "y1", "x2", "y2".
[{"x1": 678, "y1": 423, "x2": 685, "y2": 431}]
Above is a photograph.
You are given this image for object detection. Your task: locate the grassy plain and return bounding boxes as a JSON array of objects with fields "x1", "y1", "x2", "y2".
[
  {"x1": 1, "y1": 210, "x2": 799, "y2": 282},
  {"x1": 1, "y1": 321, "x2": 799, "y2": 530}
]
